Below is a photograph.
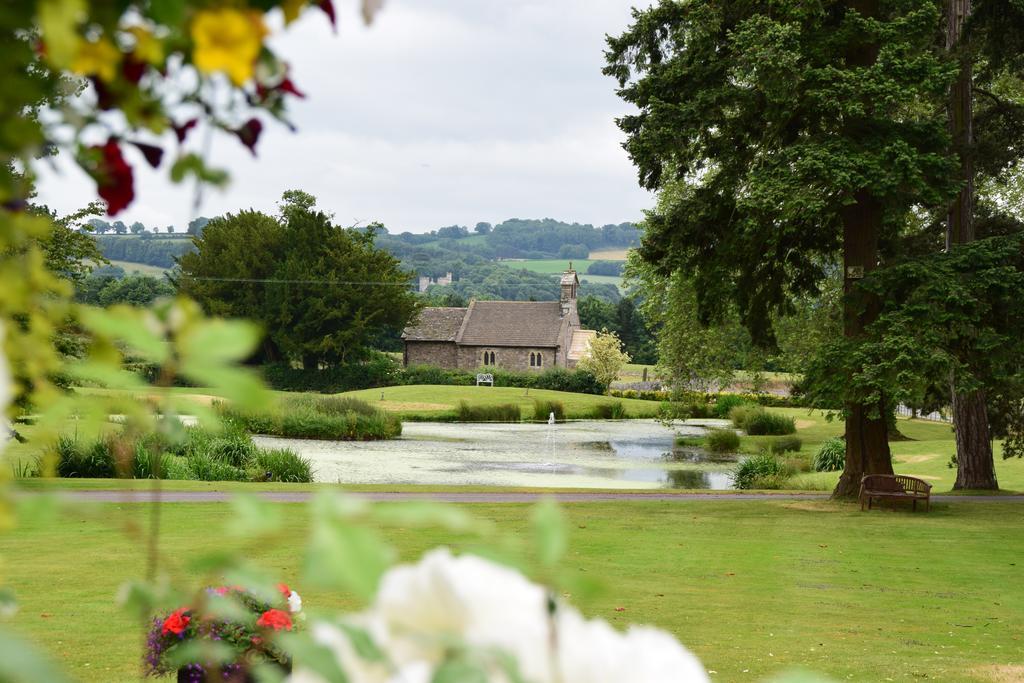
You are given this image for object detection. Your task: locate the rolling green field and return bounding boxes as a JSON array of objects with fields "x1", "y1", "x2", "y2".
[
  {"x1": 1, "y1": 499, "x2": 1021, "y2": 682},
  {"x1": 106, "y1": 259, "x2": 171, "y2": 276},
  {"x1": 506, "y1": 259, "x2": 624, "y2": 289}
]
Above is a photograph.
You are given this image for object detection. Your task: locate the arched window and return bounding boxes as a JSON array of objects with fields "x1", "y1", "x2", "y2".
[
  {"x1": 483, "y1": 351, "x2": 489, "y2": 366},
  {"x1": 529, "y1": 352, "x2": 536, "y2": 367},
  {"x1": 536, "y1": 353, "x2": 542, "y2": 367},
  {"x1": 489, "y1": 351, "x2": 496, "y2": 365}
]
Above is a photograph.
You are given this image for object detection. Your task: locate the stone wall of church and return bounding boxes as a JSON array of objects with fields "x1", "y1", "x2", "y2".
[
  {"x1": 456, "y1": 345, "x2": 560, "y2": 372},
  {"x1": 404, "y1": 341, "x2": 459, "y2": 369}
]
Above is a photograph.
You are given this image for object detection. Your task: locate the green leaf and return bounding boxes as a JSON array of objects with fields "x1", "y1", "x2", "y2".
[
  {"x1": 531, "y1": 497, "x2": 567, "y2": 568},
  {"x1": 226, "y1": 493, "x2": 283, "y2": 537},
  {"x1": 277, "y1": 632, "x2": 350, "y2": 683},
  {"x1": 170, "y1": 154, "x2": 230, "y2": 186},
  {"x1": 0, "y1": 587, "x2": 17, "y2": 619},
  {"x1": 431, "y1": 656, "x2": 488, "y2": 683},
  {"x1": 0, "y1": 629, "x2": 72, "y2": 683},
  {"x1": 305, "y1": 519, "x2": 393, "y2": 598},
  {"x1": 79, "y1": 306, "x2": 169, "y2": 364},
  {"x1": 147, "y1": 0, "x2": 185, "y2": 26},
  {"x1": 179, "y1": 319, "x2": 261, "y2": 365},
  {"x1": 371, "y1": 501, "x2": 486, "y2": 533},
  {"x1": 337, "y1": 622, "x2": 386, "y2": 663}
]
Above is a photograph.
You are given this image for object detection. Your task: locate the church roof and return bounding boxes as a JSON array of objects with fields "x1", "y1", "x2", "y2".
[
  {"x1": 456, "y1": 300, "x2": 563, "y2": 347},
  {"x1": 401, "y1": 307, "x2": 467, "y2": 341}
]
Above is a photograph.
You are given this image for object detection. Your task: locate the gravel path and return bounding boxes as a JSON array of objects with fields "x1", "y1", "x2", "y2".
[{"x1": 43, "y1": 490, "x2": 1024, "y2": 504}]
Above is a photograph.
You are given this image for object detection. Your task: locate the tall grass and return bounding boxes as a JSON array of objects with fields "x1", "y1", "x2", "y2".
[
  {"x1": 455, "y1": 401, "x2": 521, "y2": 422},
  {"x1": 731, "y1": 453, "x2": 792, "y2": 489},
  {"x1": 532, "y1": 399, "x2": 565, "y2": 422},
  {"x1": 590, "y1": 402, "x2": 627, "y2": 420},
  {"x1": 218, "y1": 397, "x2": 401, "y2": 440},
  {"x1": 705, "y1": 428, "x2": 741, "y2": 453},
  {"x1": 50, "y1": 424, "x2": 314, "y2": 483},
  {"x1": 729, "y1": 405, "x2": 796, "y2": 435}
]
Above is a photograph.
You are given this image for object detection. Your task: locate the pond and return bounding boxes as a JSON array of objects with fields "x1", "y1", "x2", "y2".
[{"x1": 253, "y1": 419, "x2": 739, "y2": 489}]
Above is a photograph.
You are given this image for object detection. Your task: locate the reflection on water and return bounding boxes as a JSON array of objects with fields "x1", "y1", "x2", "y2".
[{"x1": 253, "y1": 419, "x2": 738, "y2": 490}]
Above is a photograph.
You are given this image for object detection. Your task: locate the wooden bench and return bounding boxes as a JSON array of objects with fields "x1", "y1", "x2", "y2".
[{"x1": 859, "y1": 474, "x2": 932, "y2": 512}]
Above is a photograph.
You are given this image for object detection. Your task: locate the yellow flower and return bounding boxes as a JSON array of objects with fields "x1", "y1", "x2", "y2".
[
  {"x1": 125, "y1": 26, "x2": 164, "y2": 65},
  {"x1": 70, "y1": 37, "x2": 121, "y2": 82},
  {"x1": 191, "y1": 8, "x2": 267, "y2": 86}
]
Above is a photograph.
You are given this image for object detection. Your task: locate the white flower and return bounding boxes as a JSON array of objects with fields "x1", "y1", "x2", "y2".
[
  {"x1": 289, "y1": 548, "x2": 708, "y2": 683},
  {"x1": 288, "y1": 590, "x2": 303, "y2": 613}
]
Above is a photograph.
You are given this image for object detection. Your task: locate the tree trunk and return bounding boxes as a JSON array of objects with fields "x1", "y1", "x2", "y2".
[
  {"x1": 832, "y1": 0, "x2": 893, "y2": 498},
  {"x1": 952, "y1": 389, "x2": 999, "y2": 489},
  {"x1": 945, "y1": 0, "x2": 998, "y2": 489},
  {"x1": 833, "y1": 190, "x2": 894, "y2": 498}
]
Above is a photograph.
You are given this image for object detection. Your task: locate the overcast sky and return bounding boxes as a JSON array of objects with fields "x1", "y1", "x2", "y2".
[{"x1": 34, "y1": 0, "x2": 654, "y2": 233}]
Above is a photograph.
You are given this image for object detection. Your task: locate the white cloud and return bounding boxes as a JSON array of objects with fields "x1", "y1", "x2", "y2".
[{"x1": 33, "y1": 0, "x2": 654, "y2": 232}]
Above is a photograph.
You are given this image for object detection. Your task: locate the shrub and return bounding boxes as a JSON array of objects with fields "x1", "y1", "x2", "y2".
[
  {"x1": 705, "y1": 428, "x2": 741, "y2": 453},
  {"x1": 714, "y1": 394, "x2": 753, "y2": 419},
  {"x1": 261, "y1": 353, "x2": 399, "y2": 392},
  {"x1": 54, "y1": 436, "x2": 116, "y2": 478},
  {"x1": 768, "y1": 435, "x2": 803, "y2": 454},
  {"x1": 533, "y1": 368, "x2": 605, "y2": 395},
  {"x1": 186, "y1": 452, "x2": 247, "y2": 481},
  {"x1": 730, "y1": 405, "x2": 796, "y2": 435},
  {"x1": 813, "y1": 437, "x2": 846, "y2": 472},
  {"x1": 455, "y1": 401, "x2": 521, "y2": 422},
  {"x1": 251, "y1": 448, "x2": 313, "y2": 483},
  {"x1": 533, "y1": 399, "x2": 565, "y2": 422},
  {"x1": 731, "y1": 453, "x2": 791, "y2": 489},
  {"x1": 219, "y1": 399, "x2": 401, "y2": 441},
  {"x1": 591, "y1": 402, "x2": 627, "y2": 420}
]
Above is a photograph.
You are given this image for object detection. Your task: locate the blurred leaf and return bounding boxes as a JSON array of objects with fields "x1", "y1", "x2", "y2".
[
  {"x1": 170, "y1": 154, "x2": 229, "y2": 186},
  {"x1": 371, "y1": 501, "x2": 487, "y2": 534},
  {"x1": 179, "y1": 319, "x2": 261, "y2": 365},
  {"x1": 166, "y1": 640, "x2": 237, "y2": 668},
  {"x1": 0, "y1": 587, "x2": 17, "y2": 619},
  {"x1": 337, "y1": 622, "x2": 385, "y2": 663},
  {"x1": 79, "y1": 306, "x2": 168, "y2": 364},
  {"x1": 14, "y1": 493, "x2": 60, "y2": 526},
  {"x1": 432, "y1": 656, "x2": 488, "y2": 683},
  {"x1": 765, "y1": 671, "x2": 837, "y2": 683},
  {"x1": 251, "y1": 661, "x2": 288, "y2": 683},
  {"x1": 0, "y1": 629, "x2": 71, "y2": 683},
  {"x1": 177, "y1": 364, "x2": 267, "y2": 411},
  {"x1": 305, "y1": 497, "x2": 392, "y2": 598},
  {"x1": 187, "y1": 550, "x2": 241, "y2": 574},
  {"x1": 531, "y1": 497, "x2": 567, "y2": 568},
  {"x1": 278, "y1": 632, "x2": 350, "y2": 682},
  {"x1": 226, "y1": 494, "x2": 283, "y2": 537},
  {"x1": 116, "y1": 579, "x2": 162, "y2": 618},
  {"x1": 147, "y1": 0, "x2": 185, "y2": 26}
]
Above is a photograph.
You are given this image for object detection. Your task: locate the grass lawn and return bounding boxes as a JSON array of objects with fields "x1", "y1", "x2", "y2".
[
  {"x1": 106, "y1": 259, "x2": 171, "y2": 276},
  {"x1": 587, "y1": 248, "x2": 630, "y2": 260},
  {"x1": 1, "y1": 499, "x2": 1021, "y2": 682},
  {"x1": 339, "y1": 384, "x2": 661, "y2": 419}
]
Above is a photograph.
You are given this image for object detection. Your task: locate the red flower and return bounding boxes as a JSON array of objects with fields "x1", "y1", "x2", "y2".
[
  {"x1": 161, "y1": 608, "x2": 191, "y2": 636},
  {"x1": 234, "y1": 118, "x2": 262, "y2": 156},
  {"x1": 256, "y1": 608, "x2": 292, "y2": 631},
  {"x1": 276, "y1": 583, "x2": 291, "y2": 598},
  {"x1": 89, "y1": 139, "x2": 134, "y2": 215}
]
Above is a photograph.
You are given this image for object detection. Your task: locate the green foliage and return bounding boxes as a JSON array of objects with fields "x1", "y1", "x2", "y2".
[
  {"x1": 252, "y1": 448, "x2": 313, "y2": 483},
  {"x1": 732, "y1": 453, "x2": 791, "y2": 490},
  {"x1": 705, "y1": 428, "x2": 740, "y2": 453},
  {"x1": 178, "y1": 195, "x2": 420, "y2": 368},
  {"x1": 393, "y1": 364, "x2": 605, "y2": 395},
  {"x1": 576, "y1": 295, "x2": 657, "y2": 364},
  {"x1": 455, "y1": 401, "x2": 521, "y2": 422},
  {"x1": 219, "y1": 397, "x2": 402, "y2": 441},
  {"x1": 813, "y1": 437, "x2": 847, "y2": 472},
  {"x1": 53, "y1": 435, "x2": 116, "y2": 478},
  {"x1": 576, "y1": 330, "x2": 630, "y2": 391},
  {"x1": 731, "y1": 406, "x2": 796, "y2": 436},
  {"x1": 586, "y1": 261, "x2": 624, "y2": 277},
  {"x1": 532, "y1": 399, "x2": 565, "y2": 422},
  {"x1": 714, "y1": 394, "x2": 754, "y2": 419},
  {"x1": 260, "y1": 353, "x2": 400, "y2": 393},
  {"x1": 75, "y1": 273, "x2": 174, "y2": 307},
  {"x1": 590, "y1": 402, "x2": 627, "y2": 420},
  {"x1": 94, "y1": 234, "x2": 193, "y2": 268}
]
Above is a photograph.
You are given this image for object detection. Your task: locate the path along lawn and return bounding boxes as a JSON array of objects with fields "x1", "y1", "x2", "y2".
[{"x1": 1, "y1": 499, "x2": 1022, "y2": 682}]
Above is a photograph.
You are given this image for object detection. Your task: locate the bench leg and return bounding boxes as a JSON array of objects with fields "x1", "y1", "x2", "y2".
[{"x1": 913, "y1": 499, "x2": 917, "y2": 512}]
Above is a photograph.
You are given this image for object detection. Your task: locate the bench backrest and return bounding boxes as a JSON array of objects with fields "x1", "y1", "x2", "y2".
[{"x1": 861, "y1": 474, "x2": 932, "y2": 494}]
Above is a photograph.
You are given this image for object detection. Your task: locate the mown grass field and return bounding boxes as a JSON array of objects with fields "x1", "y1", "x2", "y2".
[
  {"x1": 0, "y1": 499, "x2": 1021, "y2": 682},
  {"x1": 508, "y1": 259, "x2": 625, "y2": 289},
  {"x1": 342, "y1": 384, "x2": 661, "y2": 419}
]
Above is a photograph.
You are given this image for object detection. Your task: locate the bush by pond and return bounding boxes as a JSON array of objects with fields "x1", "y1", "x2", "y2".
[
  {"x1": 455, "y1": 401, "x2": 521, "y2": 422},
  {"x1": 532, "y1": 399, "x2": 565, "y2": 422},
  {"x1": 713, "y1": 394, "x2": 753, "y2": 419},
  {"x1": 729, "y1": 405, "x2": 796, "y2": 435},
  {"x1": 590, "y1": 402, "x2": 627, "y2": 420},
  {"x1": 50, "y1": 425, "x2": 312, "y2": 483},
  {"x1": 813, "y1": 437, "x2": 846, "y2": 472},
  {"x1": 219, "y1": 396, "x2": 401, "y2": 441},
  {"x1": 705, "y1": 428, "x2": 741, "y2": 453},
  {"x1": 731, "y1": 453, "x2": 792, "y2": 489}
]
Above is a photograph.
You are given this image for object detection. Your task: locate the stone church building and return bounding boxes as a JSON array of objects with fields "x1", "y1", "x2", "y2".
[{"x1": 401, "y1": 268, "x2": 596, "y2": 371}]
